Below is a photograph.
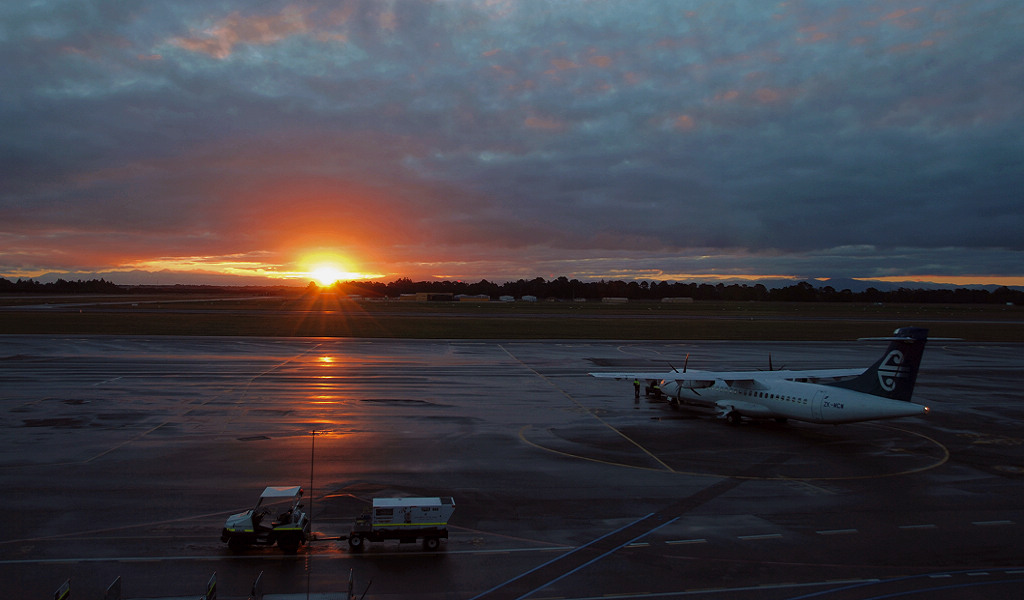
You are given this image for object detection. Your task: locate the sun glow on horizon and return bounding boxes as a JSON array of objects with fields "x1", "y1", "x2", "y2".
[
  {"x1": 306, "y1": 264, "x2": 337, "y2": 285},
  {"x1": 298, "y1": 251, "x2": 384, "y2": 286}
]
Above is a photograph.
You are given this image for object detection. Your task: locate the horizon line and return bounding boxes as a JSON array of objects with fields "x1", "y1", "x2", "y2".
[{"x1": 4, "y1": 273, "x2": 1023, "y2": 291}]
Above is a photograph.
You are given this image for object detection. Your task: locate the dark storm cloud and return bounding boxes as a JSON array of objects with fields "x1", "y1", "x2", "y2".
[{"x1": 1, "y1": 0, "x2": 1022, "y2": 283}]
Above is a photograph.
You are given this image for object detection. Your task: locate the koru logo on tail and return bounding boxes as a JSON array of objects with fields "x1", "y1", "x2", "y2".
[{"x1": 877, "y1": 350, "x2": 908, "y2": 391}]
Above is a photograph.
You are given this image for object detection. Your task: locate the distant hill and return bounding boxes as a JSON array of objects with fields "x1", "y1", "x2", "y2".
[
  {"x1": 700, "y1": 277, "x2": 1021, "y2": 293},
  {"x1": 809, "y1": 278, "x2": 1019, "y2": 293}
]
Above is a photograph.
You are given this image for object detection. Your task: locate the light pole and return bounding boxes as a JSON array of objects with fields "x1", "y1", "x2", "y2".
[
  {"x1": 309, "y1": 428, "x2": 320, "y2": 537},
  {"x1": 308, "y1": 428, "x2": 332, "y2": 539},
  {"x1": 307, "y1": 428, "x2": 327, "y2": 600}
]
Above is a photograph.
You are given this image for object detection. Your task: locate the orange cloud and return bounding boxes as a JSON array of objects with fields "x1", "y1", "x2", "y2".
[
  {"x1": 887, "y1": 39, "x2": 937, "y2": 54},
  {"x1": 524, "y1": 116, "x2": 566, "y2": 131},
  {"x1": 802, "y1": 31, "x2": 830, "y2": 43},
  {"x1": 715, "y1": 90, "x2": 741, "y2": 102},
  {"x1": 171, "y1": 6, "x2": 314, "y2": 58},
  {"x1": 882, "y1": 8, "x2": 923, "y2": 21},
  {"x1": 871, "y1": 6, "x2": 925, "y2": 31},
  {"x1": 588, "y1": 55, "x2": 612, "y2": 68},
  {"x1": 623, "y1": 72, "x2": 644, "y2": 85},
  {"x1": 754, "y1": 87, "x2": 782, "y2": 103},
  {"x1": 378, "y1": 9, "x2": 397, "y2": 31},
  {"x1": 672, "y1": 115, "x2": 696, "y2": 131},
  {"x1": 549, "y1": 58, "x2": 580, "y2": 71}
]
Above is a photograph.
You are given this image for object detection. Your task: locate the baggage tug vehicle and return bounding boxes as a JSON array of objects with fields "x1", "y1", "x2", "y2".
[{"x1": 221, "y1": 486, "x2": 310, "y2": 554}]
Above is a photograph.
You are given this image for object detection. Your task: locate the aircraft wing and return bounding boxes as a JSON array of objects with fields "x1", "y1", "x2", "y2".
[
  {"x1": 589, "y1": 371, "x2": 693, "y2": 381},
  {"x1": 588, "y1": 367, "x2": 864, "y2": 386},
  {"x1": 589, "y1": 369, "x2": 720, "y2": 389},
  {"x1": 753, "y1": 368, "x2": 865, "y2": 383}
]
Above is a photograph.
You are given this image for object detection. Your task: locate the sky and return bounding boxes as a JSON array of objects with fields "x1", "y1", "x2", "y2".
[{"x1": 2, "y1": 1, "x2": 1023, "y2": 287}]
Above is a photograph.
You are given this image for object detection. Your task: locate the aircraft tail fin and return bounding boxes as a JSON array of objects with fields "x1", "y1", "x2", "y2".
[{"x1": 827, "y1": 327, "x2": 928, "y2": 402}]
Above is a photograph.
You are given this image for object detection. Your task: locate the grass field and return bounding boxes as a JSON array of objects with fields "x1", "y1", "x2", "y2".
[{"x1": 2, "y1": 292, "x2": 1022, "y2": 341}]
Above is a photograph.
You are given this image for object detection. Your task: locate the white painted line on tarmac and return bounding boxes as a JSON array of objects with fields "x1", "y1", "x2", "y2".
[
  {"x1": 666, "y1": 538, "x2": 707, "y2": 545},
  {"x1": 898, "y1": 524, "x2": 937, "y2": 530},
  {"x1": 0, "y1": 545, "x2": 574, "y2": 566},
  {"x1": 565, "y1": 578, "x2": 882, "y2": 599},
  {"x1": 973, "y1": 520, "x2": 1014, "y2": 526},
  {"x1": 467, "y1": 513, "x2": 658, "y2": 600},
  {"x1": 816, "y1": 528, "x2": 858, "y2": 535},
  {"x1": 738, "y1": 533, "x2": 783, "y2": 540}
]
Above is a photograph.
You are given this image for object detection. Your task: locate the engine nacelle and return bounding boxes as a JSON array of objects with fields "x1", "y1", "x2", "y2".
[{"x1": 660, "y1": 379, "x2": 715, "y2": 397}]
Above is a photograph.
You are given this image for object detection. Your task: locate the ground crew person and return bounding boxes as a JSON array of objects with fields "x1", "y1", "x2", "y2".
[{"x1": 634, "y1": 378, "x2": 640, "y2": 401}]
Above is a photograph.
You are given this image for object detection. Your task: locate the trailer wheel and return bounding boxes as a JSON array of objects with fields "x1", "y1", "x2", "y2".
[
  {"x1": 422, "y1": 536, "x2": 439, "y2": 551},
  {"x1": 348, "y1": 534, "x2": 364, "y2": 551},
  {"x1": 278, "y1": 535, "x2": 300, "y2": 554}
]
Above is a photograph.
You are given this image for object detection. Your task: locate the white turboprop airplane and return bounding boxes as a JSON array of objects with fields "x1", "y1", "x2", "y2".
[{"x1": 590, "y1": 327, "x2": 932, "y2": 425}]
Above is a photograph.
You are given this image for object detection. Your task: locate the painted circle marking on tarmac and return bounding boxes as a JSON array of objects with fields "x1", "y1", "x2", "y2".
[{"x1": 519, "y1": 421, "x2": 949, "y2": 481}]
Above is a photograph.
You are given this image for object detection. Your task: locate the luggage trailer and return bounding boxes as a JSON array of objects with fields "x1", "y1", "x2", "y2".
[{"x1": 347, "y1": 497, "x2": 454, "y2": 551}]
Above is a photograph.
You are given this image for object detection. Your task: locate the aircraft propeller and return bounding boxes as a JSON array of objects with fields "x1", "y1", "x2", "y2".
[
  {"x1": 760, "y1": 353, "x2": 785, "y2": 372},
  {"x1": 668, "y1": 354, "x2": 704, "y2": 397}
]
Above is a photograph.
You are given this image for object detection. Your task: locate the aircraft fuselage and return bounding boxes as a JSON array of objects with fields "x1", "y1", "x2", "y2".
[{"x1": 666, "y1": 378, "x2": 928, "y2": 424}]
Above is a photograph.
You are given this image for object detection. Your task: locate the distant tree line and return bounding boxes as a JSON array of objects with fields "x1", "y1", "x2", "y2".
[
  {"x1": 337, "y1": 277, "x2": 1024, "y2": 305},
  {"x1": 3, "y1": 276, "x2": 1022, "y2": 304},
  {"x1": 0, "y1": 278, "x2": 125, "y2": 294}
]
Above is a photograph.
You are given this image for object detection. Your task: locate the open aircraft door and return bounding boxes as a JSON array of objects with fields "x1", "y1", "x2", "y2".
[{"x1": 812, "y1": 390, "x2": 826, "y2": 422}]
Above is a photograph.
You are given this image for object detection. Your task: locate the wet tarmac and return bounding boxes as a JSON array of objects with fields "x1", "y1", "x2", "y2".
[{"x1": 1, "y1": 335, "x2": 1022, "y2": 599}]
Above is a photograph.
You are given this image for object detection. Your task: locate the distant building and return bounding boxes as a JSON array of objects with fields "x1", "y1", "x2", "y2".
[
  {"x1": 521, "y1": 295, "x2": 538, "y2": 302},
  {"x1": 499, "y1": 295, "x2": 515, "y2": 302},
  {"x1": 456, "y1": 294, "x2": 490, "y2": 302},
  {"x1": 399, "y1": 292, "x2": 454, "y2": 302},
  {"x1": 602, "y1": 297, "x2": 629, "y2": 304},
  {"x1": 661, "y1": 297, "x2": 694, "y2": 303}
]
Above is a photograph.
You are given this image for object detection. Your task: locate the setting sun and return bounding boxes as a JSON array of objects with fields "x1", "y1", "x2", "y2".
[
  {"x1": 297, "y1": 251, "x2": 385, "y2": 285},
  {"x1": 310, "y1": 264, "x2": 348, "y2": 286}
]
